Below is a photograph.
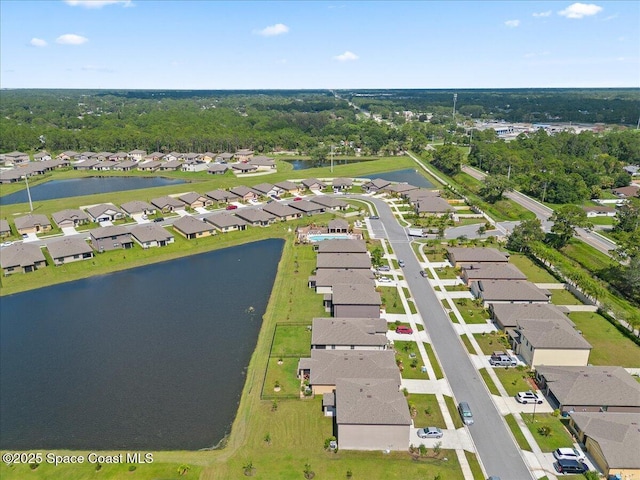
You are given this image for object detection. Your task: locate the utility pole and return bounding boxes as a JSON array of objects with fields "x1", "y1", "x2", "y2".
[
  {"x1": 452, "y1": 93, "x2": 458, "y2": 123},
  {"x1": 25, "y1": 175, "x2": 33, "y2": 212},
  {"x1": 330, "y1": 144, "x2": 334, "y2": 173}
]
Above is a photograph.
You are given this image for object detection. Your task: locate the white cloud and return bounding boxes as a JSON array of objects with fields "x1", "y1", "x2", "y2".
[
  {"x1": 64, "y1": 0, "x2": 133, "y2": 8},
  {"x1": 56, "y1": 34, "x2": 89, "y2": 45},
  {"x1": 603, "y1": 14, "x2": 618, "y2": 21},
  {"x1": 254, "y1": 23, "x2": 289, "y2": 37},
  {"x1": 30, "y1": 38, "x2": 48, "y2": 47},
  {"x1": 532, "y1": 10, "x2": 552, "y2": 17},
  {"x1": 334, "y1": 51, "x2": 359, "y2": 62},
  {"x1": 558, "y1": 3, "x2": 603, "y2": 19},
  {"x1": 505, "y1": 19, "x2": 520, "y2": 28}
]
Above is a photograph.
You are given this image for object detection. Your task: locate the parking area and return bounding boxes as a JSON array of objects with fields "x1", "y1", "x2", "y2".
[{"x1": 410, "y1": 427, "x2": 474, "y2": 451}]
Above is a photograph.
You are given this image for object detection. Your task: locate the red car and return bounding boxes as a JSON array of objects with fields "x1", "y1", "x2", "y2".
[
  {"x1": 395, "y1": 326, "x2": 413, "y2": 334},
  {"x1": 226, "y1": 204, "x2": 238, "y2": 210},
  {"x1": 293, "y1": 197, "x2": 302, "y2": 201}
]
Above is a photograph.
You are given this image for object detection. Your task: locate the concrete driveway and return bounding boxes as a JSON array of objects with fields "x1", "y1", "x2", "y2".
[{"x1": 411, "y1": 427, "x2": 475, "y2": 451}]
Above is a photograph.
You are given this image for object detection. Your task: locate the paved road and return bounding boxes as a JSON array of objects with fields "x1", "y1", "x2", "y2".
[
  {"x1": 363, "y1": 196, "x2": 534, "y2": 480},
  {"x1": 462, "y1": 165, "x2": 618, "y2": 257}
]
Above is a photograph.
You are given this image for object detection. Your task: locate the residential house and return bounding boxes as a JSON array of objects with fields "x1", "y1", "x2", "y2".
[
  {"x1": 172, "y1": 216, "x2": 216, "y2": 239},
  {"x1": 470, "y1": 280, "x2": 551, "y2": 305},
  {"x1": 204, "y1": 213, "x2": 248, "y2": 233},
  {"x1": 582, "y1": 206, "x2": 616, "y2": 218},
  {"x1": 490, "y1": 303, "x2": 571, "y2": 334},
  {"x1": 535, "y1": 365, "x2": 640, "y2": 414},
  {"x1": 311, "y1": 317, "x2": 388, "y2": 350},
  {"x1": 415, "y1": 197, "x2": 453, "y2": 217},
  {"x1": 252, "y1": 183, "x2": 279, "y2": 198},
  {"x1": 231, "y1": 162, "x2": 258, "y2": 173},
  {"x1": 248, "y1": 155, "x2": 276, "y2": 170},
  {"x1": 181, "y1": 159, "x2": 208, "y2": 172},
  {"x1": 162, "y1": 152, "x2": 181, "y2": 162},
  {"x1": 108, "y1": 152, "x2": 128, "y2": 161},
  {"x1": 113, "y1": 160, "x2": 137, "y2": 171},
  {"x1": 0, "y1": 219, "x2": 10, "y2": 237},
  {"x1": 73, "y1": 159, "x2": 100, "y2": 170},
  {"x1": 0, "y1": 169, "x2": 25, "y2": 183},
  {"x1": 309, "y1": 196, "x2": 348, "y2": 211},
  {"x1": 309, "y1": 268, "x2": 375, "y2": 294},
  {"x1": 382, "y1": 183, "x2": 419, "y2": 196},
  {"x1": 47, "y1": 237, "x2": 94, "y2": 265},
  {"x1": 612, "y1": 185, "x2": 639, "y2": 198},
  {"x1": 130, "y1": 224, "x2": 174, "y2": 248},
  {"x1": 509, "y1": 318, "x2": 592, "y2": 367},
  {"x1": 262, "y1": 202, "x2": 302, "y2": 221},
  {"x1": 151, "y1": 196, "x2": 185, "y2": 213},
  {"x1": 316, "y1": 252, "x2": 372, "y2": 271},
  {"x1": 234, "y1": 149, "x2": 254, "y2": 162},
  {"x1": 201, "y1": 152, "x2": 216, "y2": 162},
  {"x1": 289, "y1": 200, "x2": 326, "y2": 216},
  {"x1": 90, "y1": 225, "x2": 134, "y2": 251},
  {"x1": 316, "y1": 239, "x2": 366, "y2": 254},
  {"x1": 57, "y1": 151, "x2": 79, "y2": 160},
  {"x1": 362, "y1": 178, "x2": 391, "y2": 193},
  {"x1": 333, "y1": 378, "x2": 411, "y2": 451},
  {"x1": 94, "y1": 152, "x2": 113, "y2": 161},
  {"x1": 51, "y1": 209, "x2": 90, "y2": 229},
  {"x1": 330, "y1": 284, "x2": 381, "y2": 318},
  {"x1": 332, "y1": 178, "x2": 353, "y2": 191},
  {"x1": 568, "y1": 412, "x2": 640, "y2": 479},
  {"x1": 1, "y1": 243, "x2": 46, "y2": 274},
  {"x1": 92, "y1": 160, "x2": 119, "y2": 171},
  {"x1": 178, "y1": 192, "x2": 213, "y2": 209},
  {"x1": 128, "y1": 149, "x2": 146, "y2": 161},
  {"x1": 207, "y1": 163, "x2": 230, "y2": 175},
  {"x1": 275, "y1": 180, "x2": 302, "y2": 195},
  {"x1": 327, "y1": 219, "x2": 349, "y2": 233},
  {"x1": 120, "y1": 200, "x2": 156, "y2": 217},
  {"x1": 297, "y1": 349, "x2": 399, "y2": 395},
  {"x1": 234, "y1": 208, "x2": 275, "y2": 227},
  {"x1": 301, "y1": 178, "x2": 327, "y2": 191},
  {"x1": 446, "y1": 247, "x2": 510, "y2": 266},
  {"x1": 205, "y1": 189, "x2": 237, "y2": 204},
  {"x1": 460, "y1": 262, "x2": 527, "y2": 286},
  {"x1": 403, "y1": 189, "x2": 441, "y2": 203},
  {"x1": 33, "y1": 151, "x2": 51, "y2": 162},
  {"x1": 216, "y1": 152, "x2": 234, "y2": 163},
  {"x1": 137, "y1": 160, "x2": 162, "y2": 171},
  {"x1": 86, "y1": 204, "x2": 125, "y2": 223},
  {"x1": 3, "y1": 151, "x2": 30, "y2": 166},
  {"x1": 229, "y1": 186, "x2": 259, "y2": 203},
  {"x1": 159, "y1": 160, "x2": 182, "y2": 171},
  {"x1": 144, "y1": 152, "x2": 164, "y2": 162},
  {"x1": 14, "y1": 214, "x2": 52, "y2": 235}
]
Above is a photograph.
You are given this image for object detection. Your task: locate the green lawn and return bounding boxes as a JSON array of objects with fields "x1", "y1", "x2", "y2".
[
  {"x1": 473, "y1": 332, "x2": 511, "y2": 356},
  {"x1": 409, "y1": 394, "x2": 447, "y2": 429},
  {"x1": 270, "y1": 324, "x2": 312, "y2": 358},
  {"x1": 379, "y1": 286, "x2": 406, "y2": 314},
  {"x1": 520, "y1": 414, "x2": 574, "y2": 452},
  {"x1": 563, "y1": 238, "x2": 615, "y2": 273},
  {"x1": 568, "y1": 312, "x2": 640, "y2": 367},
  {"x1": 508, "y1": 254, "x2": 558, "y2": 283},
  {"x1": 263, "y1": 357, "x2": 302, "y2": 398},
  {"x1": 504, "y1": 413, "x2": 532, "y2": 451},
  {"x1": 493, "y1": 367, "x2": 534, "y2": 396},
  {"x1": 394, "y1": 341, "x2": 429, "y2": 380},
  {"x1": 465, "y1": 450, "x2": 485, "y2": 480},
  {"x1": 550, "y1": 288, "x2": 583, "y2": 306},
  {"x1": 444, "y1": 395, "x2": 464, "y2": 429},
  {"x1": 453, "y1": 298, "x2": 490, "y2": 324},
  {"x1": 478, "y1": 368, "x2": 500, "y2": 395},
  {"x1": 424, "y1": 342, "x2": 444, "y2": 379},
  {"x1": 433, "y1": 267, "x2": 459, "y2": 279},
  {"x1": 460, "y1": 334, "x2": 475, "y2": 354}
]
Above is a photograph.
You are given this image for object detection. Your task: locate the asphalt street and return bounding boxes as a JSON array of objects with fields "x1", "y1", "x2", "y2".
[{"x1": 364, "y1": 195, "x2": 534, "y2": 480}]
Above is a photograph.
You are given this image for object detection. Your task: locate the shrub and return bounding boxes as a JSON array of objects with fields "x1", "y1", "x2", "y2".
[{"x1": 537, "y1": 426, "x2": 551, "y2": 437}]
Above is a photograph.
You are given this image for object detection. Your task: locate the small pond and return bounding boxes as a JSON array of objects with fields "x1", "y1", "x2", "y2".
[
  {"x1": 0, "y1": 177, "x2": 187, "y2": 205},
  {"x1": 282, "y1": 158, "x2": 373, "y2": 170},
  {"x1": 359, "y1": 168, "x2": 436, "y2": 188}
]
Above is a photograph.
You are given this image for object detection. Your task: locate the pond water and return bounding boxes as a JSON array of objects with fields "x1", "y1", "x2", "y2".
[
  {"x1": 359, "y1": 168, "x2": 436, "y2": 188},
  {"x1": 283, "y1": 158, "x2": 373, "y2": 170},
  {"x1": 0, "y1": 239, "x2": 283, "y2": 450},
  {"x1": 0, "y1": 177, "x2": 187, "y2": 205}
]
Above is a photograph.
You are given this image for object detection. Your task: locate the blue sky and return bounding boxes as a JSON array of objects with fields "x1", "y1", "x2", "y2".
[{"x1": 1, "y1": 0, "x2": 638, "y2": 89}]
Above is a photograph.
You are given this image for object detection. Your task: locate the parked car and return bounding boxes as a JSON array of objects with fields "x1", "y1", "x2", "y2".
[
  {"x1": 516, "y1": 391, "x2": 543, "y2": 404},
  {"x1": 417, "y1": 427, "x2": 443, "y2": 439},
  {"x1": 226, "y1": 205, "x2": 238, "y2": 210},
  {"x1": 369, "y1": 215, "x2": 379, "y2": 220},
  {"x1": 553, "y1": 448, "x2": 585, "y2": 462},
  {"x1": 420, "y1": 270, "x2": 427, "y2": 277},
  {"x1": 153, "y1": 217, "x2": 164, "y2": 223},
  {"x1": 458, "y1": 402, "x2": 474, "y2": 425},
  {"x1": 378, "y1": 276, "x2": 392, "y2": 283},
  {"x1": 395, "y1": 326, "x2": 413, "y2": 334},
  {"x1": 1, "y1": 241, "x2": 13, "y2": 247},
  {"x1": 489, "y1": 354, "x2": 517, "y2": 367},
  {"x1": 377, "y1": 265, "x2": 390, "y2": 272},
  {"x1": 555, "y1": 458, "x2": 587, "y2": 474},
  {"x1": 398, "y1": 260, "x2": 405, "y2": 267},
  {"x1": 293, "y1": 197, "x2": 302, "y2": 201}
]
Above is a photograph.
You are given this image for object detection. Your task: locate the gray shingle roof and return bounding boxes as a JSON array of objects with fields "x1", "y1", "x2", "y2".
[
  {"x1": 317, "y1": 252, "x2": 371, "y2": 269},
  {"x1": 120, "y1": 200, "x2": 154, "y2": 215},
  {"x1": 46, "y1": 237, "x2": 93, "y2": 259},
  {"x1": 474, "y1": 280, "x2": 550, "y2": 302},
  {"x1": 383, "y1": 183, "x2": 418, "y2": 194},
  {"x1": 462, "y1": 262, "x2": 527, "y2": 281},
  {"x1": 332, "y1": 178, "x2": 353, "y2": 187},
  {"x1": 301, "y1": 178, "x2": 326, "y2": 189},
  {"x1": 262, "y1": 202, "x2": 301, "y2": 218},
  {"x1": 312, "y1": 269, "x2": 375, "y2": 289},
  {"x1": 517, "y1": 318, "x2": 592, "y2": 350},
  {"x1": 304, "y1": 350, "x2": 400, "y2": 386},
  {"x1": 14, "y1": 214, "x2": 51, "y2": 230},
  {"x1": 151, "y1": 196, "x2": 184, "y2": 210},
  {"x1": 173, "y1": 216, "x2": 214, "y2": 235},
  {"x1": 0, "y1": 219, "x2": 9, "y2": 233},
  {"x1": 491, "y1": 303, "x2": 570, "y2": 329},
  {"x1": 178, "y1": 192, "x2": 207, "y2": 205},
  {"x1": 447, "y1": 247, "x2": 509, "y2": 264},
  {"x1": 0, "y1": 243, "x2": 46, "y2": 269},
  {"x1": 312, "y1": 317, "x2": 388, "y2": 347},
  {"x1": 415, "y1": 197, "x2": 453, "y2": 213},
  {"x1": 205, "y1": 189, "x2": 236, "y2": 202},
  {"x1": 569, "y1": 412, "x2": 640, "y2": 469},
  {"x1": 234, "y1": 208, "x2": 275, "y2": 224},
  {"x1": 90, "y1": 225, "x2": 130, "y2": 240},
  {"x1": 316, "y1": 239, "x2": 367, "y2": 254},
  {"x1": 130, "y1": 223, "x2": 174, "y2": 243},
  {"x1": 252, "y1": 183, "x2": 276, "y2": 194},
  {"x1": 537, "y1": 366, "x2": 640, "y2": 408},
  {"x1": 288, "y1": 200, "x2": 325, "y2": 214},
  {"x1": 204, "y1": 213, "x2": 248, "y2": 229},
  {"x1": 336, "y1": 378, "x2": 411, "y2": 426},
  {"x1": 308, "y1": 195, "x2": 348, "y2": 209},
  {"x1": 86, "y1": 203, "x2": 123, "y2": 219},
  {"x1": 51, "y1": 209, "x2": 90, "y2": 226},
  {"x1": 332, "y1": 284, "x2": 381, "y2": 306},
  {"x1": 229, "y1": 185, "x2": 257, "y2": 197},
  {"x1": 274, "y1": 180, "x2": 299, "y2": 191}
]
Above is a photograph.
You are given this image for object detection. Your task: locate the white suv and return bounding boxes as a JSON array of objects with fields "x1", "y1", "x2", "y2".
[
  {"x1": 553, "y1": 448, "x2": 585, "y2": 462},
  {"x1": 515, "y1": 391, "x2": 543, "y2": 404}
]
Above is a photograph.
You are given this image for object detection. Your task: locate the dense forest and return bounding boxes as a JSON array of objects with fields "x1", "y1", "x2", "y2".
[{"x1": 340, "y1": 88, "x2": 640, "y2": 125}]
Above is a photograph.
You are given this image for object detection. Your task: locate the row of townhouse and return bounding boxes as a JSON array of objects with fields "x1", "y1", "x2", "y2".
[
  {"x1": 298, "y1": 238, "x2": 413, "y2": 451},
  {"x1": 445, "y1": 247, "x2": 640, "y2": 478},
  {"x1": 363, "y1": 178, "x2": 454, "y2": 217}
]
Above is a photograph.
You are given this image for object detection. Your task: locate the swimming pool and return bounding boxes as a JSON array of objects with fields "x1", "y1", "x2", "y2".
[{"x1": 306, "y1": 234, "x2": 359, "y2": 242}]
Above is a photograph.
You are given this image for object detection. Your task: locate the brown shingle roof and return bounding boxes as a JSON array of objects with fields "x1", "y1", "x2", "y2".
[{"x1": 336, "y1": 378, "x2": 411, "y2": 426}]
